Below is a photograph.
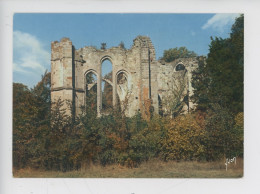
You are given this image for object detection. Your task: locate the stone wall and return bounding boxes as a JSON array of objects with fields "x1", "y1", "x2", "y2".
[
  {"x1": 157, "y1": 58, "x2": 199, "y2": 116},
  {"x1": 51, "y1": 36, "x2": 199, "y2": 117}
]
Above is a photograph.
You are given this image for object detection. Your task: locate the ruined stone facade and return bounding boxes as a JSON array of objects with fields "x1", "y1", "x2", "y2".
[{"x1": 51, "y1": 36, "x2": 199, "y2": 117}]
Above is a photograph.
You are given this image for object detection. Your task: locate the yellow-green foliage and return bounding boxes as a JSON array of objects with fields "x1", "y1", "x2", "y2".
[
  {"x1": 161, "y1": 114, "x2": 206, "y2": 161},
  {"x1": 235, "y1": 112, "x2": 243, "y2": 131},
  {"x1": 13, "y1": 75, "x2": 243, "y2": 170},
  {"x1": 233, "y1": 112, "x2": 244, "y2": 156}
]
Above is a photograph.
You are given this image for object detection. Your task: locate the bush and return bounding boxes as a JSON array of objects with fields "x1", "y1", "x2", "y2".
[
  {"x1": 161, "y1": 114, "x2": 206, "y2": 161},
  {"x1": 13, "y1": 77, "x2": 243, "y2": 170},
  {"x1": 204, "y1": 104, "x2": 243, "y2": 161}
]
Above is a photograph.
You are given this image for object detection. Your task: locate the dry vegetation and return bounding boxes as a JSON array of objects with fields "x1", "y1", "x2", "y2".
[
  {"x1": 12, "y1": 16, "x2": 244, "y2": 179},
  {"x1": 13, "y1": 158, "x2": 243, "y2": 178}
]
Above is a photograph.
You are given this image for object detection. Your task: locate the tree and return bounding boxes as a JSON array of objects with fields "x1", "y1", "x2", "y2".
[
  {"x1": 191, "y1": 56, "x2": 210, "y2": 111},
  {"x1": 191, "y1": 15, "x2": 244, "y2": 161},
  {"x1": 13, "y1": 71, "x2": 53, "y2": 169},
  {"x1": 191, "y1": 14, "x2": 243, "y2": 114},
  {"x1": 119, "y1": 41, "x2": 125, "y2": 49},
  {"x1": 32, "y1": 71, "x2": 51, "y2": 122},
  {"x1": 161, "y1": 114, "x2": 206, "y2": 161},
  {"x1": 161, "y1": 47, "x2": 197, "y2": 62},
  {"x1": 101, "y1": 43, "x2": 107, "y2": 50},
  {"x1": 204, "y1": 104, "x2": 238, "y2": 160},
  {"x1": 13, "y1": 83, "x2": 38, "y2": 168}
]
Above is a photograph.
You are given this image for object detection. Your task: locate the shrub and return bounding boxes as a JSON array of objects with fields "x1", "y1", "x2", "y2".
[
  {"x1": 161, "y1": 114, "x2": 206, "y2": 161},
  {"x1": 204, "y1": 104, "x2": 243, "y2": 160}
]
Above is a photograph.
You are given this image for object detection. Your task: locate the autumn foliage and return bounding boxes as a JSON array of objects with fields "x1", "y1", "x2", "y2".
[
  {"x1": 161, "y1": 114, "x2": 206, "y2": 161},
  {"x1": 13, "y1": 77, "x2": 243, "y2": 171},
  {"x1": 13, "y1": 15, "x2": 243, "y2": 171}
]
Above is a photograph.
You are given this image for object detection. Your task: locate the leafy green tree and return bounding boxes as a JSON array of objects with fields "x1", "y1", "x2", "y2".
[
  {"x1": 204, "y1": 104, "x2": 239, "y2": 160},
  {"x1": 77, "y1": 107, "x2": 102, "y2": 167},
  {"x1": 13, "y1": 83, "x2": 38, "y2": 168},
  {"x1": 13, "y1": 70, "x2": 53, "y2": 169},
  {"x1": 126, "y1": 115, "x2": 164, "y2": 167},
  {"x1": 32, "y1": 71, "x2": 51, "y2": 122},
  {"x1": 192, "y1": 14, "x2": 243, "y2": 114},
  {"x1": 191, "y1": 15, "x2": 244, "y2": 161},
  {"x1": 191, "y1": 56, "x2": 210, "y2": 111},
  {"x1": 161, "y1": 47, "x2": 197, "y2": 62},
  {"x1": 231, "y1": 15, "x2": 244, "y2": 66}
]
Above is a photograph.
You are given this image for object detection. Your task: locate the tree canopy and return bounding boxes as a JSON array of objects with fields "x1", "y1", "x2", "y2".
[
  {"x1": 191, "y1": 14, "x2": 244, "y2": 114},
  {"x1": 161, "y1": 46, "x2": 197, "y2": 62}
]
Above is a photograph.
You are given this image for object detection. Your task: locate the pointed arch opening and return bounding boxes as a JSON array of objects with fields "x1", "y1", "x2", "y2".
[
  {"x1": 117, "y1": 71, "x2": 128, "y2": 102},
  {"x1": 85, "y1": 71, "x2": 97, "y2": 113},
  {"x1": 116, "y1": 70, "x2": 130, "y2": 112},
  {"x1": 101, "y1": 59, "x2": 113, "y2": 114}
]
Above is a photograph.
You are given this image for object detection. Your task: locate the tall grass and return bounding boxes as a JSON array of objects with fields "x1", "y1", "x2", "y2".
[{"x1": 13, "y1": 158, "x2": 243, "y2": 178}]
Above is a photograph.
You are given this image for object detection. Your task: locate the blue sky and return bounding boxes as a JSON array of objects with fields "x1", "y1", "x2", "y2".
[{"x1": 13, "y1": 13, "x2": 240, "y2": 88}]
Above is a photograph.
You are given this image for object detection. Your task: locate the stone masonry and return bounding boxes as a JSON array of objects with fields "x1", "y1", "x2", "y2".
[{"x1": 51, "y1": 36, "x2": 199, "y2": 117}]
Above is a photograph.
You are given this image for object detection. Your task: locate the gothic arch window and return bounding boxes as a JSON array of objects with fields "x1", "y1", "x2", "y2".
[
  {"x1": 116, "y1": 71, "x2": 129, "y2": 103},
  {"x1": 85, "y1": 71, "x2": 97, "y2": 112},
  {"x1": 101, "y1": 59, "x2": 113, "y2": 113},
  {"x1": 175, "y1": 63, "x2": 185, "y2": 71}
]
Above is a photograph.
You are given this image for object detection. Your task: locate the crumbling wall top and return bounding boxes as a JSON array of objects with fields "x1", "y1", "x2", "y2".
[{"x1": 60, "y1": 37, "x2": 71, "y2": 42}]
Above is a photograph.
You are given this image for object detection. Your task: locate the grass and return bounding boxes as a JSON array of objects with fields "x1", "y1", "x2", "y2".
[{"x1": 13, "y1": 158, "x2": 243, "y2": 178}]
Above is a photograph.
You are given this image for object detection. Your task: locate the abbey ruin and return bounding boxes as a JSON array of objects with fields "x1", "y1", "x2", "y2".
[{"x1": 51, "y1": 36, "x2": 199, "y2": 117}]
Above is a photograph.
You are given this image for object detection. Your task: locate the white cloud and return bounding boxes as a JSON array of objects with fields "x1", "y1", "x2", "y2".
[
  {"x1": 13, "y1": 31, "x2": 50, "y2": 75},
  {"x1": 13, "y1": 62, "x2": 28, "y2": 73},
  {"x1": 202, "y1": 13, "x2": 240, "y2": 33}
]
